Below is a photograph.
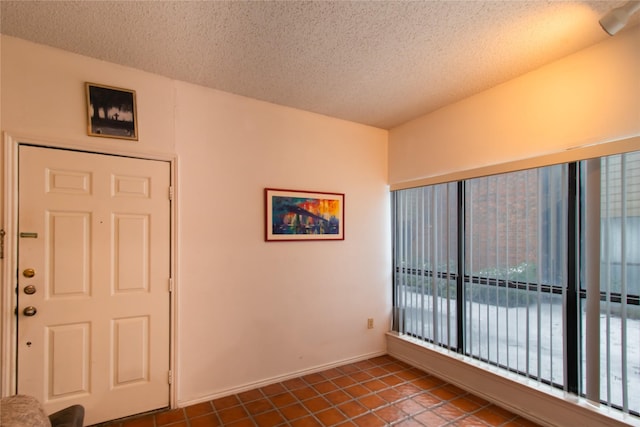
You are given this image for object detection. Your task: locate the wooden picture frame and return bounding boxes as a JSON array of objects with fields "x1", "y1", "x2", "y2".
[
  {"x1": 265, "y1": 188, "x2": 345, "y2": 241},
  {"x1": 86, "y1": 82, "x2": 138, "y2": 140}
]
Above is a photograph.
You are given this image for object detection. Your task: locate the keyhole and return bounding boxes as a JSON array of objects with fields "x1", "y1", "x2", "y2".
[{"x1": 26, "y1": 341, "x2": 32, "y2": 347}]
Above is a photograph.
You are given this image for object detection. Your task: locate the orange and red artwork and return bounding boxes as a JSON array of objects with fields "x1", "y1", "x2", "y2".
[{"x1": 265, "y1": 189, "x2": 344, "y2": 241}]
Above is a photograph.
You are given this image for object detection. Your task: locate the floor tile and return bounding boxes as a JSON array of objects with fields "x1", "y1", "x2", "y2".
[
  {"x1": 291, "y1": 416, "x2": 323, "y2": 427},
  {"x1": 302, "y1": 373, "x2": 326, "y2": 385},
  {"x1": 218, "y1": 405, "x2": 249, "y2": 424},
  {"x1": 313, "y1": 380, "x2": 338, "y2": 394},
  {"x1": 189, "y1": 413, "x2": 221, "y2": 427},
  {"x1": 212, "y1": 395, "x2": 242, "y2": 411},
  {"x1": 283, "y1": 377, "x2": 308, "y2": 390},
  {"x1": 244, "y1": 398, "x2": 274, "y2": 415},
  {"x1": 357, "y1": 393, "x2": 387, "y2": 410},
  {"x1": 155, "y1": 408, "x2": 185, "y2": 426},
  {"x1": 336, "y1": 400, "x2": 368, "y2": 418},
  {"x1": 450, "y1": 396, "x2": 483, "y2": 413},
  {"x1": 361, "y1": 378, "x2": 387, "y2": 392},
  {"x1": 319, "y1": 368, "x2": 342, "y2": 379},
  {"x1": 349, "y1": 371, "x2": 373, "y2": 383},
  {"x1": 333, "y1": 375, "x2": 357, "y2": 388},
  {"x1": 238, "y1": 388, "x2": 264, "y2": 403},
  {"x1": 324, "y1": 390, "x2": 352, "y2": 405},
  {"x1": 121, "y1": 416, "x2": 154, "y2": 427},
  {"x1": 337, "y1": 364, "x2": 359, "y2": 375},
  {"x1": 352, "y1": 412, "x2": 386, "y2": 427},
  {"x1": 280, "y1": 402, "x2": 311, "y2": 421},
  {"x1": 431, "y1": 385, "x2": 460, "y2": 401},
  {"x1": 377, "y1": 387, "x2": 404, "y2": 402},
  {"x1": 394, "y1": 419, "x2": 424, "y2": 427},
  {"x1": 412, "y1": 376, "x2": 444, "y2": 390},
  {"x1": 95, "y1": 356, "x2": 542, "y2": 427},
  {"x1": 302, "y1": 396, "x2": 332, "y2": 413},
  {"x1": 253, "y1": 410, "x2": 285, "y2": 427},
  {"x1": 159, "y1": 422, "x2": 188, "y2": 427},
  {"x1": 395, "y1": 383, "x2": 421, "y2": 398},
  {"x1": 293, "y1": 386, "x2": 320, "y2": 401},
  {"x1": 343, "y1": 384, "x2": 369, "y2": 398},
  {"x1": 374, "y1": 404, "x2": 407, "y2": 423},
  {"x1": 225, "y1": 419, "x2": 256, "y2": 427},
  {"x1": 433, "y1": 402, "x2": 465, "y2": 421},
  {"x1": 379, "y1": 374, "x2": 404, "y2": 386},
  {"x1": 455, "y1": 415, "x2": 491, "y2": 426},
  {"x1": 396, "y1": 369, "x2": 424, "y2": 381},
  {"x1": 353, "y1": 360, "x2": 376, "y2": 371},
  {"x1": 260, "y1": 383, "x2": 287, "y2": 397},
  {"x1": 413, "y1": 409, "x2": 448, "y2": 427},
  {"x1": 413, "y1": 391, "x2": 442, "y2": 408},
  {"x1": 270, "y1": 391, "x2": 297, "y2": 407},
  {"x1": 474, "y1": 406, "x2": 514, "y2": 426},
  {"x1": 184, "y1": 401, "x2": 214, "y2": 418},
  {"x1": 316, "y1": 407, "x2": 347, "y2": 425},
  {"x1": 364, "y1": 366, "x2": 388, "y2": 377},
  {"x1": 394, "y1": 398, "x2": 426, "y2": 416}
]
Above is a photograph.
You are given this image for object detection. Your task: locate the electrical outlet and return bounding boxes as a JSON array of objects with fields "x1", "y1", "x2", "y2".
[{"x1": 367, "y1": 318, "x2": 374, "y2": 329}]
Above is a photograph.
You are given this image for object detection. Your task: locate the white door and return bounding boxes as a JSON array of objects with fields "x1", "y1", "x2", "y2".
[{"x1": 17, "y1": 145, "x2": 171, "y2": 425}]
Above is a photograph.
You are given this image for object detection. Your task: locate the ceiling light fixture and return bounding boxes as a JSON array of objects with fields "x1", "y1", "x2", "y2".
[{"x1": 599, "y1": 1, "x2": 640, "y2": 35}]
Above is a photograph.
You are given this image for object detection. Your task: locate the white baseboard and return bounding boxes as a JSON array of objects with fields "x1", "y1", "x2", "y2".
[
  {"x1": 177, "y1": 350, "x2": 387, "y2": 408},
  {"x1": 387, "y1": 332, "x2": 638, "y2": 427}
]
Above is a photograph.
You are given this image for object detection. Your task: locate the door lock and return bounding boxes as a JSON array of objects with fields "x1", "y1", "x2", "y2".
[
  {"x1": 23, "y1": 268, "x2": 36, "y2": 278},
  {"x1": 24, "y1": 285, "x2": 36, "y2": 295},
  {"x1": 23, "y1": 306, "x2": 37, "y2": 317}
]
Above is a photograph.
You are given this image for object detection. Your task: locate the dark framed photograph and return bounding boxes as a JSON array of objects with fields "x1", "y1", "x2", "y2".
[
  {"x1": 86, "y1": 82, "x2": 138, "y2": 140},
  {"x1": 265, "y1": 188, "x2": 345, "y2": 241}
]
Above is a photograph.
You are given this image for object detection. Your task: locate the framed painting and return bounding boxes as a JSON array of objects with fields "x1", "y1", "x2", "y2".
[
  {"x1": 86, "y1": 82, "x2": 138, "y2": 140},
  {"x1": 265, "y1": 188, "x2": 345, "y2": 241}
]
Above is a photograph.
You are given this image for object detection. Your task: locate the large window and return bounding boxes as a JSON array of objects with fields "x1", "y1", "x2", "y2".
[{"x1": 392, "y1": 151, "x2": 640, "y2": 417}]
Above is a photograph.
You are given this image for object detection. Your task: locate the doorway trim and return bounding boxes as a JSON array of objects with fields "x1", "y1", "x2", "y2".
[{"x1": 0, "y1": 132, "x2": 178, "y2": 412}]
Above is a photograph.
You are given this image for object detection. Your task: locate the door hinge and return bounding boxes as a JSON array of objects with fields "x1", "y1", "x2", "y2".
[
  {"x1": 0, "y1": 229, "x2": 5, "y2": 259},
  {"x1": 168, "y1": 278, "x2": 173, "y2": 293},
  {"x1": 168, "y1": 186, "x2": 174, "y2": 201},
  {"x1": 168, "y1": 370, "x2": 173, "y2": 385}
]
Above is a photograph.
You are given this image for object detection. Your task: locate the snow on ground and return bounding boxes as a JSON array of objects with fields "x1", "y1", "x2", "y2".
[{"x1": 400, "y1": 290, "x2": 639, "y2": 413}]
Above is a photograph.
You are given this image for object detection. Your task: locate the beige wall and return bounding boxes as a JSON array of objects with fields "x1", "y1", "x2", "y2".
[
  {"x1": 0, "y1": 35, "x2": 390, "y2": 406},
  {"x1": 389, "y1": 25, "x2": 640, "y2": 186},
  {"x1": 173, "y1": 82, "x2": 390, "y2": 403}
]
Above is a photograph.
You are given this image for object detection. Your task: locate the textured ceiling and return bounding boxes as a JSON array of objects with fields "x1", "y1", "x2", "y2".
[{"x1": 0, "y1": 1, "x2": 638, "y2": 129}]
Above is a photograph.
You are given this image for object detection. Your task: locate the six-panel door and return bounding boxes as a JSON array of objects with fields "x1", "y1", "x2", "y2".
[{"x1": 17, "y1": 145, "x2": 171, "y2": 425}]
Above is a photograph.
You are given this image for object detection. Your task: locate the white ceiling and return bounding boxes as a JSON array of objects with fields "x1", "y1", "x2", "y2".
[{"x1": 0, "y1": 1, "x2": 637, "y2": 129}]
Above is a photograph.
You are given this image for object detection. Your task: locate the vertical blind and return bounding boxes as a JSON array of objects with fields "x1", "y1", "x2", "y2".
[
  {"x1": 392, "y1": 150, "x2": 640, "y2": 416},
  {"x1": 393, "y1": 183, "x2": 458, "y2": 350},
  {"x1": 590, "y1": 151, "x2": 640, "y2": 413},
  {"x1": 464, "y1": 166, "x2": 566, "y2": 384}
]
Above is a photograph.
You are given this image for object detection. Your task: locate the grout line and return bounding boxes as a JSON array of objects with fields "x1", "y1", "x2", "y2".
[{"x1": 124, "y1": 355, "x2": 538, "y2": 427}]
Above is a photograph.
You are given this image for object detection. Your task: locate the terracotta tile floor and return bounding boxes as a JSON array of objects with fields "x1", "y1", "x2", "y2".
[{"x1": 95, "y1": 356, "x2": 541, "y2": 427}]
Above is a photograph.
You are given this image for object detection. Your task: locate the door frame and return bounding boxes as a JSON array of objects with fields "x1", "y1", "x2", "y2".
[{"x1": 0, "y1": 133, "x2": 178, "y2": 412}]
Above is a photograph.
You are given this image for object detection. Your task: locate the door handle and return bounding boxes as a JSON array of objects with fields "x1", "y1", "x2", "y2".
[{"x1": 23, "y1": 306, "x2": 37, "y2": 317}]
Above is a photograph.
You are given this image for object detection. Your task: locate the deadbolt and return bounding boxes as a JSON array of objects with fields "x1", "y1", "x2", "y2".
[
  {"x1": 23, "y1": 306, "x2": 37, "y2": 316},
  {"x1": 24, "y1": 285, "x2": 36, "y2": 295},
  {"x1": 23, "y1": 268, "x2": 36, "y2": 278}
]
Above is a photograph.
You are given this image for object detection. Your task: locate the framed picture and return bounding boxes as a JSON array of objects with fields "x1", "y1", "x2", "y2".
[
  {"x1": 265, "y1": 188, "x2": 345, "y2": 241},
  {"x1": 86, "y1": 82, "x2": 138, "y2": 140}
]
